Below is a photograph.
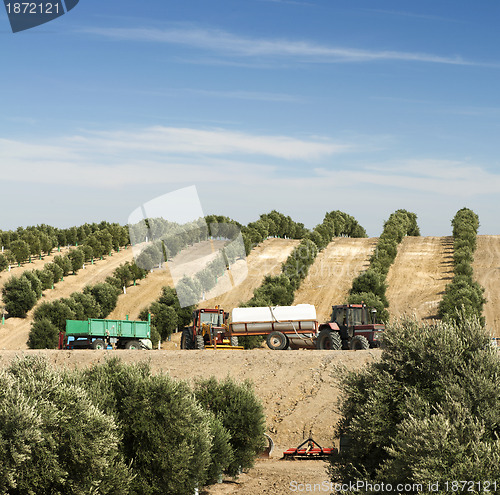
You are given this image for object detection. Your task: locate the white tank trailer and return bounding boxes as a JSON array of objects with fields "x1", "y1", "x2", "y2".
[{"x1": 230, "y1": 304, "x2": 318, "y2": 350}]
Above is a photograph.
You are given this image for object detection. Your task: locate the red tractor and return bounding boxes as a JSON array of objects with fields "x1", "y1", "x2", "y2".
[
  {"x1": 316, "y1": 304, "x2": 384, "y2": 350},
  {"x1": 180, "y1": 307, "x2": 240, "y2": 349}
]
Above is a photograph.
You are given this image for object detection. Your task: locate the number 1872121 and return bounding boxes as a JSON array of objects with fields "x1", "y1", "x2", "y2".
[{"x1": 5, "y1": 3, "x2": 60, "y2": 14}]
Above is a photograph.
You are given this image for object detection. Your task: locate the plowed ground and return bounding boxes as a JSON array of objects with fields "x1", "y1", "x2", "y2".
[
  {"x1": 199, "y1": 238, "x2": 300, "y2": 311},
  {"x1": 386, "y1": 236, "x2": 454, "y2": 321},
  {"x1": 293, "y1": 238, "x2": 377, "y2": 322},
  {"x1": 473, "y1": 236, "x2": 500, "y2": 337}
]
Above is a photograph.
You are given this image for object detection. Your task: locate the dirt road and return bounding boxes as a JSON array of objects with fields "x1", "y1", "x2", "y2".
[
  {"x1": 293, "y1": 238, "x2": 377, "y2": 322},
  {"x1": 473, "y1": 235, "x2": 500, "y2": 337},
  {"x1": 386, "y1": 236, "x2": 453, "y2": 321}
]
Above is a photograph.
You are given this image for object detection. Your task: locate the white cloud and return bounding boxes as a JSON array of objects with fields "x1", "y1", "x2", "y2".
[
  {"x1": 65, "y1": 126, "x2": 346, "y2": 160},
  {"x1": 83, "y1": 25, "x2": 484, "y2": 66}
]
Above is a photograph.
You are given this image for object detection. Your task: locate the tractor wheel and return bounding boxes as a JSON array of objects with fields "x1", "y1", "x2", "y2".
[
  {"x1": 231, "y1": 336, "x2": 239, "y2": 347},
  {"x1": 181, "y1": 328, "x2": 194, "y2": 349},
  {"x1": 266, "y1": 331, "x2": 288, "y2": 350},
  {"x1": 196, "y1": 334, "x2": 205, "y2": 350},
  {"x1": 316, "y1": 330, "x2": 342, "y2": 350},
  {"x1": 125, "y1": 340, "x2": 142, "y2": 350},
  {"x1": 349, "y1": 335, "x2": 370, "y2": 350},
  {"x1": 91, "y1": 339, "x2": 106, "y2": 350}
]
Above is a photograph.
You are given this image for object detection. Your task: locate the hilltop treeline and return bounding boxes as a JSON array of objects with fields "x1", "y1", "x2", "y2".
[
  {"x1": 0, "y1": 357, "x2": 265, "y2": 495},
  {"x1": 439, "y1": 208, "x2": 485, "y2": 324},
  {"x1": 348, "y1": 209, "x2": 420, "y2": 322},
  {"x1": 0, "y1": 222, "x2": 129, "y2": 270},
  {"x1": 2, "y1": 228, "x2": 131, "y2": 319}
]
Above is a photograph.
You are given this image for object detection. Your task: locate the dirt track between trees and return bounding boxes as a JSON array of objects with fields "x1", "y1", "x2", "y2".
[
  {"x1": 293, "y1": 238, "x2": 377, "y2": 322},
  {"x1": 473, "y1": 236, "x2": 500, "y2": 337},
  {"x1": 386, "y1": 236, "x2": 454, "y2": 321}
]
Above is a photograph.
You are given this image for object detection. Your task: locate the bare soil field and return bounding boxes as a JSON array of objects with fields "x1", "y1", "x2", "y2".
[
  {"x1": 386, "y1": 236, "x2": 454, "y2": 321},
  {"x1": 0, "y1": 347, "x2": 380, "y2": 495},
  {"x1": 293, "y1": 238, "x2": 377, "y2": 322},
  {"x1": 200, "y1": 238, "x2": 300, "y2": 311},
  {"x1": 473, "y1": 235, "x2": 500, "y2": 337}
]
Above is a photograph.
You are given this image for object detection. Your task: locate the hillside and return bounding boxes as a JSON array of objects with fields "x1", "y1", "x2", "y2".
[
  {"x1": 0, "y1": 248, "x2": 134, "y2": 349},
  {"x1": 386, "y1": 236, "x2": 453, "y2": 321},
  {"x1": 473, "y1": 236, "x2": 500, "y2": 337},
  {"x1": 0, "y1": 246, "x2": 71, "y2": 299},
  {"x1": 293, "y1": 237, "x2": 377, "y2": 321},
  {"x1": 199, "y1": 238, "x2": 300, "y2": 311}
]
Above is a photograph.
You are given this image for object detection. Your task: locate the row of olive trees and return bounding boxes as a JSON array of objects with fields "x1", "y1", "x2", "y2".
[
  {"x1": 0, "y1": 222, "x2": 128, "y2": 269},
  {"x1": 348, "y1": 209, "x2": 420, "y2": 322},
  {"x1": 0, "y1": 356, "x2": 266, "y2": 495},
  {"x1": 2, "y1": 228, "x2": 132, "y2": 318},
  {"x1": 240, "y1": 210, "x2": 309, "y2": 254},
  {"x1": 438, "y1": 208, "x2": 485, "y2": 324},
  {"x1": 27, "y1": 261, "x2": 146, "y2": 349}
]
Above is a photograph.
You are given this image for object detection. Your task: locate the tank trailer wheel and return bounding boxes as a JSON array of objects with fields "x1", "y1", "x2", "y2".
[
  {"x1": 266, "y1": 331, "x2": 289, "y2": 350},
  {"x1": 316, "y1": 330, "x2": 342, "y2": 350},
  {"x1": 125, "y1": 340, "x2": 142, "y2": 350},
  {"x1": 230, "y1": 336, "x2": 239, "y2": 347},
  {"x1": 350, "y1": 335, "x2": 370, "y2": 350},
  {"x1": 196, "y1": 334, "x2": 205, "y2": 350},
  {"x1": 91, "y1": 339, "x2": 107, "y2": 350}
]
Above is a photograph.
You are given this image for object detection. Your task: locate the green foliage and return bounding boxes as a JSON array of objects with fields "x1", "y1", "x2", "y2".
[
  {"x1": 204, "y1": 413, "x2": 234, "y2": 484},
  {"x1": 439, "y1": 208, "x2": 485, "y2": 324},
  {"x1": 36, "y1": 267, "x2": 55, "y2": 290},
  {"x1": 348, "y1": 291, "x2": 389, "y2": 323},
  {"x1": 45, "y1": 261, "x2": 63, "y2": 284},
  {"x1": 0, "y1": 356, "x2": 131, "y2": 494},
  {"x1": 33, "y1": 300, "x2": 76, "y2": 332},
  {"x1": 194, "y1": 376, "x2": 266, "y2": 477},
  {"x1": 27, "y1": 318, "x2": 60, "y2": 349},
  {"x1": 0, "y1": 254, "x2": 8, "y2": 272},
  {"x1": 139, "y1": 286, "x2": 194, "y2": 343},
  {"x1": 350, "y1": 269, "x2": 388, "y2": 306},
  {"x1": 83, "y1": 283, "x2": 120, "y2": 318},
  {"x1": 53, "y1": 254, "x2": 72, "y2": 277},
  {"x1": 331, "y1": 315, "x2": 500, "y2": 488},
  {"x1": 20, "y1": 271, "x2": 42, "y2": 299},
  {"x1": 2, "y1": 276, "x2": 37, "y2": 317},
  {"x1": 9, "y1": 239, "x2": 30, "y2": 264},
  {"x1": 80, "y1": 359, "x2": 213, "y2": 494},
  {"x1": 68, "y1": 248, "x2": 84, "y2": 274},
  {"x1": 251, "y1": 273, "x2": 295, "y2": 306}
]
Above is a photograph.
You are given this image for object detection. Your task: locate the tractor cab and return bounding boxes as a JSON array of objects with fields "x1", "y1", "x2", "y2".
[
  {"x1": 330, "y1": 304, "x2": 384, "y2": 349},
  {"x1": 181, "y1": 307, "x2": 240, "y2": 349}
]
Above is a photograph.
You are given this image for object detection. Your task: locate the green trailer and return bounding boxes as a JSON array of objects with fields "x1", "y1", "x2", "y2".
[{"x1": 59, "y1": 315, "x2": 152, "y2": 350}]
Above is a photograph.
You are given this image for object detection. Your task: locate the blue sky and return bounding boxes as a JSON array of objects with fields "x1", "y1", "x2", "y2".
[{"x1": 1, "y1": 0, "x2": 500, "y2": 235}]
